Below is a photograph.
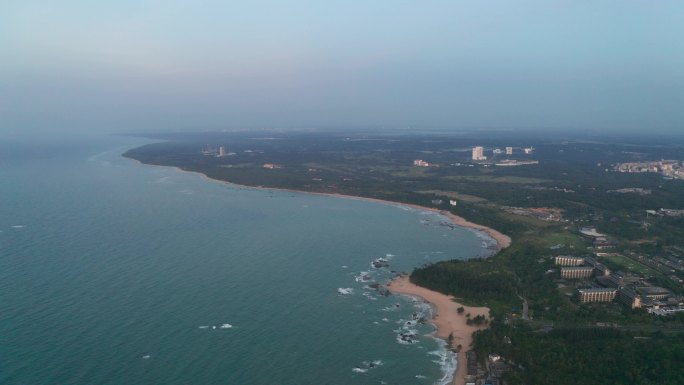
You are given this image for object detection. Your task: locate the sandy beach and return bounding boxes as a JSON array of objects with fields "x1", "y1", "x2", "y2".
[{"x1": 388, "y1": 275, "x2": 491, "y2": 385}]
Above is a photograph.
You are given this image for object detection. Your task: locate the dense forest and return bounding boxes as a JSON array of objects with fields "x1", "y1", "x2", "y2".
[{"x1": 475, "y1": 324, "x2": 684, "y2": 385}]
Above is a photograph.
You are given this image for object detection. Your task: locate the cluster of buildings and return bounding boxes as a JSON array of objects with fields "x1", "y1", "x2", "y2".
[
  {"x1": 614, "y1": 160, "x2": 683, "y2": 179},
  {"x1": 554, "y1": 255, "x2": 683, "y2": 315},
  {"x1": 201, "y1": 144, "x2": 235, "y2": 157},
  {"x1": 471, "y1": 146, "x2": 535, "y2": 162},
  {"x1": 412, "y1": 146, "x2": 538, "y2": 167},
  {"x1": 646, "y1": 208, "x2": 684, "y2": 217}
]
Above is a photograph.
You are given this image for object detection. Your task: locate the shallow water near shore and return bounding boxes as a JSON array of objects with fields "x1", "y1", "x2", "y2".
[{"x1": 0, "y1": 136, "x2": 493, "y2": 385}]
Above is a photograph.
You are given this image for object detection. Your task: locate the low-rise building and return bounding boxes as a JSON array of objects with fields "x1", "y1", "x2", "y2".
[
  {"x1": 555, "y1": 256, "x2": 584, "y2": 266},
  {"x1": 561, "y1": 266, "x2": 594, "y2": 279},
  {"x1": 593, "y1": 237, "x2": 618, "y2": 249},
  {"x1": 638, "y1": 286, "x2": 671, "y2": 301},
  {"x1": 413, "y1": 159, "x2": 430, "y2": 167},
  {"x1": 618, "y1": 288, "x2": 642, "y2": 309},
  {"x1": 578, "y1": 288, "x2": 617, "y2": 303},
  {"x1": 585, "y1": 257, "x2": 611, "y2": 276}
]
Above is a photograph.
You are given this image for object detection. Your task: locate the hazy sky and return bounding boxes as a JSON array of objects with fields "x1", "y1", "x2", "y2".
[{"x1": 1, "y1": 1, "x2": 683, "y2": 135}]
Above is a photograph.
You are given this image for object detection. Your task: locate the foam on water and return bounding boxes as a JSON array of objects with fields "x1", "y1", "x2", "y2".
[
  {"x1": 429, "y1": 340, "x2": 458, "y2": 385},
  {"x1": 354, "y1": 272, "x2": 373, "y2": 282}
]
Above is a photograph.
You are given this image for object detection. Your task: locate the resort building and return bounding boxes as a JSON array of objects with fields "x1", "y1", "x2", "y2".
[
  {"x1": 584, "y1": 257, "x2": 611, "y2": 277},
  {"x1": 413, "y1": 159, "x2": 430, "y2": 167},
  {"x1": 578, "y1": 288, "x2": 617, "y2": 303},
  {"x1": 618, "y1": 288, "x2": 642, "y2": 309},
  {"x1": 555, "y1": 256, "x2": 584, "y2": 266},
  {"x1": 638, "y1": 286, "x2": 672, "y2": 301},
  {"x1": 561, "y1": 266, "x2": 594, "y2": 279}
]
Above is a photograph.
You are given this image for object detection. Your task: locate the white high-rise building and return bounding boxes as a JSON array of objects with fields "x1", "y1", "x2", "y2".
[
  {"x1": 218, "y1": 146, "x2": 226, "y2": 157},
  {"x1": 472, "y1": 146, "x2": 486, "y2": 161},
  {"x1": 506, "y1": 147, "x2": 513, "y2": 155}
]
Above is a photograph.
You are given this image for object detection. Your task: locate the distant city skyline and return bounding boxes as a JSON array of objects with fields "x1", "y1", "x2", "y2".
[{"x1": 1, "y1": 1, "x2": 683, "y2": 137}]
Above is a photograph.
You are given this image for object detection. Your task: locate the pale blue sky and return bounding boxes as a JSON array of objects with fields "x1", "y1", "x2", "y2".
[{"x1": 1, "y1": 1, "x2": 683, "y2": 135}]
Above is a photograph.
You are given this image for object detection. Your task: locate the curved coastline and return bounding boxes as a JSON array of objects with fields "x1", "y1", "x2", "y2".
[
  {"x1": 128, "y1": 157, "x2": 511, "y2": 251},
  {"x1": 127, "y1": 155, "x2": 510, "y2": 385}
]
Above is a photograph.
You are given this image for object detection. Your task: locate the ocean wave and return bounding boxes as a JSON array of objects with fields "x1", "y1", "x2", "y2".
[
  {"x1": 337, "y1": 288, "x2": 354, "y2": 295},
  {"x1": 428, "y1": 340, "x2": 457, "y2": 385}
]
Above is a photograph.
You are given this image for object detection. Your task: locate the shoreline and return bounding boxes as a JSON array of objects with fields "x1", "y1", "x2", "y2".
[
  {"x1": 127, "y1": 157, "x2": 511, "y2": 251},
  {"x1": 387, "y1": 275, "x2": 491, "y2": 385},
  {"x1": 127, "y1": 155, "x2": 508, "y2": 385}
]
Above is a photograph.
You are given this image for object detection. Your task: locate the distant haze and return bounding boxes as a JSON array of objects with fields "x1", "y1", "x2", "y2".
[{"x1": 1, "y1": 1, "x2": 683, "y2": 136}]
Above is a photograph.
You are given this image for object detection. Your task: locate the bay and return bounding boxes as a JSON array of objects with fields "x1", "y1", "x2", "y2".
[{"x1": 0, "y1": 136, "x2": 493, "y2": 385}]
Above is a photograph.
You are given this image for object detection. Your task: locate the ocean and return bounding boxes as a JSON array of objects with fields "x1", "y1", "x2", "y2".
[{"x1": 0, "y1": 136, "x2": 494, "y2": 385}]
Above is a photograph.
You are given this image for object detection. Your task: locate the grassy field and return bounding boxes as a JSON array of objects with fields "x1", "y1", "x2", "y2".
[{"x1": 602, "y1": 254, "x2": 659, "y2": 276}]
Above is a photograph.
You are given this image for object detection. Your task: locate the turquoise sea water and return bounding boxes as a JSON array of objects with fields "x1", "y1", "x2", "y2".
[{"x1": 0, "y1": 136, "x2": 494, "y2": 385}]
